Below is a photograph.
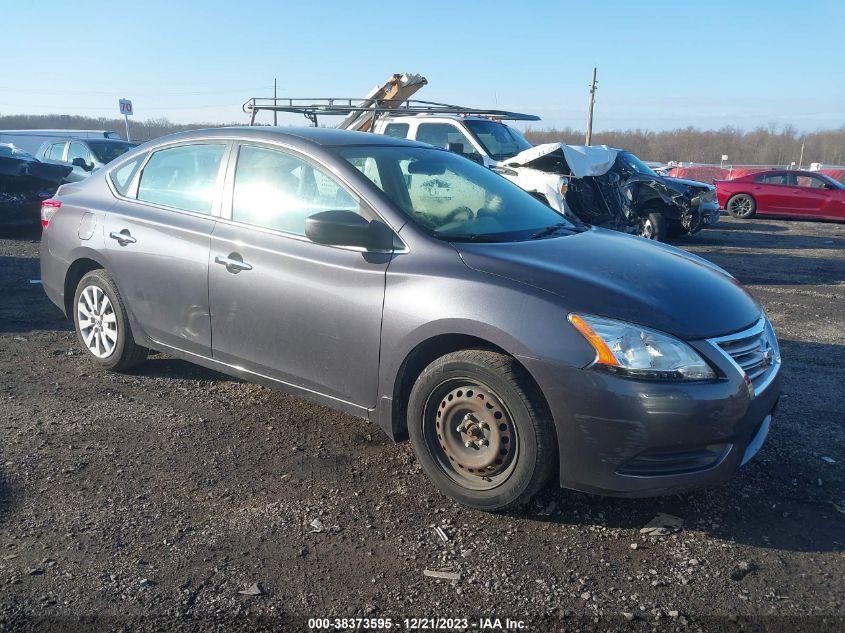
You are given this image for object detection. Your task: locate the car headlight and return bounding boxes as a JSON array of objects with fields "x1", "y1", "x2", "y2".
[{"x1": 568, "y1": 314, "x2": 716, "y2": 381}]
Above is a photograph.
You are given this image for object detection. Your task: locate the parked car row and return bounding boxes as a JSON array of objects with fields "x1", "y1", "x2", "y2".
[
  {"x1": 0, "y1": 130, "x2": 136, "y2": 228},
  {"x1": 39, "y1": 127, "x2": 781, "y2": 511},
  {"x1": 0, "y1": 143, "x2": 72, "y2": 229}
]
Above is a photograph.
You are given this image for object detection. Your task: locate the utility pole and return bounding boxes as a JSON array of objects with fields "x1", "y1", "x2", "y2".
[
  {"x1": 585, "y1": 67, "x2": 597, "y2": 146},
  {"x1": 798, "y1": 139, "x2": 805, "y2": 170},
  {"x1": 274, "y1": 78, "x2": 278, "y2": 126}
]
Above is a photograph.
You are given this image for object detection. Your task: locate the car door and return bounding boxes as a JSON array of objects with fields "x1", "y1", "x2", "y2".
[
  {"x1": 790, "y1": 174, "x2": 838, "y2": 218},
  {"x1": 208, "y1": 143, "x2": 392, "y2": 408},
  {"x1": 103, "y1": 142, "x2": 229, "y2": 357},
  {"x1": 750, "y1": 172, "x2": 792, "y2": 214}
]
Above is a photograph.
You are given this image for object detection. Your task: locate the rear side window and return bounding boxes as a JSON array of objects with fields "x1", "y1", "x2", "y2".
[
  {"x1": 47, "y1": 143, "x2": 65, "y2": 161},
  {"x1": 137, "y1": 144, "x2": 225, "y2": 214},
  {"x1": 384, "y1": 123, "x2": 409, "y2": 139},
  {"x1": 231, "y1": 144, "x2": 359, "y2": 236},
  {"x1": 110, "y1": 156, "x2": 144, "y2": 195},
  {"x1": 755, "y1": 173, "x2": 789, "y2": 185}
]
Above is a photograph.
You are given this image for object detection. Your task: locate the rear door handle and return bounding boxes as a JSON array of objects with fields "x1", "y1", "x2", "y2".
[
  {"x1": 214, "y1": 254, "x2": 253, "y2": 273},
  {"x1": 109, "y1": 230, "x2": 137, "y2": 245}
]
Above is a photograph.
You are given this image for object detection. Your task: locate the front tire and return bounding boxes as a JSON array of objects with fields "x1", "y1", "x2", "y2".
[
  {"x1": 638, "y1": 212, "x2": 667, "y2": 241},
  {"x1": 726, "y1": 193, "x2": 756, "y2": 218},
  {"x1": 407, "y1": 350, "x2": 556, "y2": 512},
  {"x1": 73, "y1": 269, "x2": 148, "y2": 371}
]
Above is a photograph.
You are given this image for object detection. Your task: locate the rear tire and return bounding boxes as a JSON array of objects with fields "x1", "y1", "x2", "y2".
[
  {"x1": 638, "y1": 212, "x2": 667, "y2": 241},
  {"x1": 73, "y1": 269, "x2": 148, "y2": 372},
  {"x1": 727, "y1": 193, "x2": 756, "y2": 218},
  {"x1": 407, "y1": 350, "x2": 556, "y2": 512}
]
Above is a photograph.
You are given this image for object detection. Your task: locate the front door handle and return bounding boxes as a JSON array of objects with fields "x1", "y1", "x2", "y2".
[
  {"x1": 109, "y1": 230, "x2": 137, "y2": 245},
  {"x1": 214, "y1": 253, "x2": 253, "y2": 273}
]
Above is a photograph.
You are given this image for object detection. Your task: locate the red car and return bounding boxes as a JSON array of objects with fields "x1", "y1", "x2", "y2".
[{"x1": 715, "y1": 170, "x2": 845, "y2": 221}]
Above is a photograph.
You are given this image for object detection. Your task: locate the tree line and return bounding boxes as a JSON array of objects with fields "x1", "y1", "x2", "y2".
[
  {"x1": 2, "y1": 113, "x2": 843, "y2": 167},
  {"x1": 523, "y1": 125, "x2": 845, "y2": 167}
]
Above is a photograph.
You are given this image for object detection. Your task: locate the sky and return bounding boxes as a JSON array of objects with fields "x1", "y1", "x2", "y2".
[{"x1": 2, "y1": 0, "x2": 844, "y2": 132}]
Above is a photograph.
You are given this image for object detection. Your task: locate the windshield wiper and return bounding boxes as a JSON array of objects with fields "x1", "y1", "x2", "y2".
[
  {"x1": 433, "y1": 232, "x2": 506, "y2": 243},
  {"x1": 530, "y1": 223, "x2": 570, "y2": 240}
]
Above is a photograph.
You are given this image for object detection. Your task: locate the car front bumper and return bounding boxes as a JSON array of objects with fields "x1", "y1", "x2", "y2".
[
  {"x1": 701, "y1": 203, "x2": 721, "y2": 226},
  {"x1": 518, "y1": 334, "x2": 780, "y2": 497}
]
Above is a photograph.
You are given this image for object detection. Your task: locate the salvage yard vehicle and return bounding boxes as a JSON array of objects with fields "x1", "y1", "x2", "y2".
[
  {"x1": 0, "y1": 129, "x2": 121, "y2": 155},
  {"x1": 35, "y1": 137, "x2": 137, "y2": 182},
  {"x1": 243, "y1": 91, "x2": 719, "y2": 241},
  {"x1": 716, "y1": 169, "x2": 845, "y2": 222},
  {"x1": 0, "y1": 143, "x2": 71, "y2": 229},
  {"x1": 40, "y1": 127, "x2": 781, "y2": 511}
]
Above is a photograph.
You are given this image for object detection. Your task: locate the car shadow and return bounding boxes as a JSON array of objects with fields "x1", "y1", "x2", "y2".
[
  {"x1": 0, "y1": 254, "x2": 69, "y2": 334},
  {"x1": 709, "y1": 219, "x2": 791, "y2": 233},
  {"x1": 127, "y1": 354, "x2": 241, "y2": 384},
  {"x1": 680, "y1": 231, "x2": 845, "y2": 252},
  {"x1": 0, "y1": 471, "x2": 17, "y2": 516}
]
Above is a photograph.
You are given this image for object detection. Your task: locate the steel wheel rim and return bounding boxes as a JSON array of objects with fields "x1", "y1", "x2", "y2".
[
  {"x1": 77, "y1": 285, "x2": 118, "y2": 358},
  {"x1": 423, "y1": 378, "x2": 520, "y2": 491}
]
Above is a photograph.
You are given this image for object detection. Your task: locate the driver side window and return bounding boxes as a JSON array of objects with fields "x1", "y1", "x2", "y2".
[
  {"x1": 232, "y1": 145, "x2": 360, "y2": 237},
  {"x1": 795, "y1": 175, "x2": 828, "y2": 189},
  {"x1": 67, "y1": 142, "x2": 91, "y2": 165},
  {"x1": 416, "y1": 123, "x2": 480, "y2": 160}
]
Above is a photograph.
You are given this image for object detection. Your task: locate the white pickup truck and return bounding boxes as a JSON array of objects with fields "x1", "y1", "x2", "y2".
[{"x1": 369, "y1": 114, "x2": 574, "y2": 216}]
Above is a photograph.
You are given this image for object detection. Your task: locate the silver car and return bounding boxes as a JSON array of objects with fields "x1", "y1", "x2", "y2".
[{"x1": 40, "y1": 127, "x2": 780, "y2": 511}]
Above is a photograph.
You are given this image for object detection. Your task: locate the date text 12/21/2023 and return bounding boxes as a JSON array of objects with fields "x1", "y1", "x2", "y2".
[{"x1": 307, "y1": 617, "x2": 528, "y2": 630}]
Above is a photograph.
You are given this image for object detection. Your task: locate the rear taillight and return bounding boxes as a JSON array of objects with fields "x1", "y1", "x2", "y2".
[{"x1": 40, "y1": 199, "x2": 62, "y2": 228}]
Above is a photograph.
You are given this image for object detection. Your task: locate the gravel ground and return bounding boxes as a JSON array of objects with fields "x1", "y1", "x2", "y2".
[{"x1": 0, "y1": 215, "x2": 843, "y2": 632}]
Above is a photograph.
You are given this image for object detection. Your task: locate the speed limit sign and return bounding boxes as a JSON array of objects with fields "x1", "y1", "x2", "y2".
[{"x1": 119, "y1": 99, "x2": 133, "y2": 116}]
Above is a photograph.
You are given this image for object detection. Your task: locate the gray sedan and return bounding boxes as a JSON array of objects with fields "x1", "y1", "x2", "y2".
[{"x1": 39, "y1": 127, "x2": 780, "y2": 511}]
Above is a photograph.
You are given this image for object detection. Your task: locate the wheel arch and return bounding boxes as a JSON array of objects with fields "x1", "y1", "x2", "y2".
[
  {"x1": 386, "y1": 333, "x2": 552, "y2": 442},
  {"x1": 63, "y1": 255, "x2": 107, "y2": 317}
]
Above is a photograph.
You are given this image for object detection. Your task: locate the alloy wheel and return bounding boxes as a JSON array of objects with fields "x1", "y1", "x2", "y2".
[
  {"x1": 77, "y1": 285, "x2": 118, "y2": 358},
  {"x1": 730, "y1": 196, "x2": 753, "y2": 216}
]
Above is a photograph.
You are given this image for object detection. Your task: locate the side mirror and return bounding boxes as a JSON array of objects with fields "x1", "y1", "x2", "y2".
[
  {"x1": 72, "y1": 157, "x2": 93, "y2": 171},
  {"x1": 305, "y1": 210, "x2": 395, "y2": 251}
]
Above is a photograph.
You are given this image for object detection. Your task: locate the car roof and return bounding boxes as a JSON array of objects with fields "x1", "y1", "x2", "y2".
[
  {"x1": 150, "y1": 126, "x2": 431, "y2": 149},
  {"x1": 751, "y1": 169, "x2": 820, "y2": 177}
]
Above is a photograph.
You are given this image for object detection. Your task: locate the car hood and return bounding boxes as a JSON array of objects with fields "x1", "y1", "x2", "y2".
[
  {"x1": 503, "y1": 143, "x2": 618, "y2": 177},
  {"x1": 456, "y1": 228, "x2": 761, "y2": 340},
  {"x1": 661, "y1": 176, "x2": 714, "y2": 192}
]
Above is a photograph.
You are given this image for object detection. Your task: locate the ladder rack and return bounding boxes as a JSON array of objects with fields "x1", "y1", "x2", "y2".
[{"x1": 242, "y1": 97, "x2": 541, "y2": 128}]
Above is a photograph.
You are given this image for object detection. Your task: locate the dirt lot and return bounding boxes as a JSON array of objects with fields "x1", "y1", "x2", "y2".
[{"x1": 0, "y1": 215, "x2": 843, "y2": 632}]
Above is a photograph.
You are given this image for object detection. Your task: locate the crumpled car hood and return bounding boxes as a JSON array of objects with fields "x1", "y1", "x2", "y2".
[
  {"x1": 663, "y1": 176, "x2": 714, "y2": 192},
  {"x1": 503, "y1": 143, "x2": 618, "y2": 177},
  {"x1": 456, "y1": 228, "x2": 760, "y2": 340}
]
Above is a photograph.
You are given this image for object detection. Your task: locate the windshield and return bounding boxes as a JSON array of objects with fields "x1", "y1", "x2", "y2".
[
  {"x1": 817, "y1": 173, "x2": 845, "y2": 190},
  {"x1": 88, "y1": 140, "x2": 136, "y2": 164},
  {"x1": 463, "y1": 119, "x2": 533, "y2": 161},
  {"x1": 338, "y1": 145, "x2": 576, "y2": 242},
  {"x1": 620, "y1": 152, "x2": 658, "y2": 177}
]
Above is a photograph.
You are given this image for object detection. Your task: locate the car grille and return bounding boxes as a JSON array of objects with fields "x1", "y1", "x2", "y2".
[{"x1": 711, "y1": 318, "x2": 780, "y2": 396}]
